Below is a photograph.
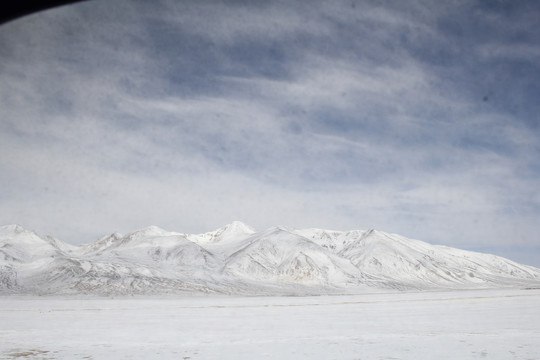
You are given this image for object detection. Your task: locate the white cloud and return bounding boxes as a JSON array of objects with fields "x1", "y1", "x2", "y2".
[{"x1": 0, "y1": 0, "x2": 539, "y2": 266}]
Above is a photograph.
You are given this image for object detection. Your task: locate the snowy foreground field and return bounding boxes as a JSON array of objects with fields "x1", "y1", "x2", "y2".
[{"x1": 1, "y1": 289, "x2": 539, "y2": 360}]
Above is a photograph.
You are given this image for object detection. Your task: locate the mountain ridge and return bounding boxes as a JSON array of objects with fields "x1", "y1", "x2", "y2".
[{"x1": 1, "y1": 222, "x2": 539, "y2": 295}]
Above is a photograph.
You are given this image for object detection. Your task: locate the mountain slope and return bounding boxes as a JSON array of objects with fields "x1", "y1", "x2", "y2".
[
  {"x1": 224, "y1": 227, "x2": 366, "y2": 288},
  {"x1": 337, "y1": 229, "x2": 539, "y2": 289},
  {"x1": 1, "y1": 222, "x2": 539, "y2": 295},
  {"x1": 82, "y1": 226, "x2": 219, "y2": 269},
  {"x1": 0, "y1": 224, "x2": 66, "y2": 263}
]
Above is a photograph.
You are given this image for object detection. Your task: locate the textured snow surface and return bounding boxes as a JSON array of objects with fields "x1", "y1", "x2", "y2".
[
  {"x1": 1, "y1": 222, "x2": 540, "y2": 295},
  {"x1": 0, "y1": 289, "x2": 539, "y2": 359}
]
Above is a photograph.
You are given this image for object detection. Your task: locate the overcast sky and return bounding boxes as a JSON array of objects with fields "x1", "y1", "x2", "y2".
[{"x1": 1, "y1": 0, "x2": 539, "y2": 266}]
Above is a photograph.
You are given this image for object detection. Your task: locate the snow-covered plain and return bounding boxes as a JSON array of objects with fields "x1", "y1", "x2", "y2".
[{"x1": 1, "y1": 289, "x2": 539, "y2": 360}]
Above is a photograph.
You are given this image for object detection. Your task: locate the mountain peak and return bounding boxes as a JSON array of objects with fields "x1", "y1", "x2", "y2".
[
  {"x1": 130, "y1": 225, "x2": 170, "y2": 237},
  {"x1": 188, "y1": 221, "x2": 255, "y2": 244},
  {"x1": 0, "y1": 224, "x2": 27, "y2": 236},
  {"x1": 223, "y1": 221, "x2": 256, "y2": 234}
]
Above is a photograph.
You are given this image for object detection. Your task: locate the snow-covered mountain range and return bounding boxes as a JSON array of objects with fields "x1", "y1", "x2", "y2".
[{"x1": 1, "y1": 222, "x2": 539, "y2": 295}]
